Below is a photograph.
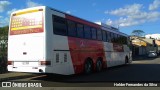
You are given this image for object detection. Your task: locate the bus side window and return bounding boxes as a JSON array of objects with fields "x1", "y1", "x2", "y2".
[
  {"x1": 91, "y1": 28, "x2": 97, "y2": 40},
  {"x1": 107, "y1": 32, "x2": 111, "y2": 42},
  {"x1": 102, "y1": 30, "x2": 107, "y2": 42},
  {"x1": 117, "y1": 35, "x2": 120, "y2": 44},
  {"x1": 124, "y1": 36, "x2": 128, "y2": 44},
  {"x1": 67, "y1": 20, "x2": 77, "y2": 37},
  {"x1": 77, "y1": 24, "x2": 84, "y2": 38},
  {"x1": 84, "y1": 25, "x2": 91, "y2": 39},
  {"x1": 120, "y1": 35, "x2": 123, "y2": 44},
  {"x1": 97, "y1": 29, "x2": 102, "y2": 41},
  {"x1": 106, "y1": 31, "x2": 108, "y2": 42},
  {"x1": 114, "y1": 33, "x2": 118, "y2": 43},
  {"x1": 121, "y1": 36, "x2": 127, "y2": 44},
  {"x1": 111, "y1": 32, "x2": 114, "y2": 43},
  {"x1": 53, "y1": 15, "x2": 67, "y2": 36}
]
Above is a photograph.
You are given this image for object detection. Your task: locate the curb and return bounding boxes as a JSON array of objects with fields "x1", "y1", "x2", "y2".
[{"x1": 0, "y1": 74, "x2": 36, "y2": 82}]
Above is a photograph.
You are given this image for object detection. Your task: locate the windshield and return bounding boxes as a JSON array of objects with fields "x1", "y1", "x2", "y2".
[{"x1": 10, "y1": 9, "x2": 43, "y2": 35}]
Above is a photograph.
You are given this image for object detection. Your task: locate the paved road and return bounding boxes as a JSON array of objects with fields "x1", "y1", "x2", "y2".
[
  {"x1": 30, "y1": 57, "x2": 160, "y2": 82},
  {"x1": 1, "y1": 57, "x2": 160, "y2": 87}
]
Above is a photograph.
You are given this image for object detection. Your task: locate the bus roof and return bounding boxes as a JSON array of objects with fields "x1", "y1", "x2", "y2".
[
  {"x1": 11, "y1": 6, "x2": 128, "y2": 37},
  {"x1": 47, "y1": 6, "x2": 128, "y2": 37}
]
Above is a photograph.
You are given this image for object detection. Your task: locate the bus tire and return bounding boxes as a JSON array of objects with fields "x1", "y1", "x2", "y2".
[
  {"x1": 84, "y1": 59, "x2": 93, "y2": 74},
  {"x1": 125, "y1": 56, "x2": 129, "y2": 64},
  {"x1": 96, "y1": 59, "x2": 103, "y2": 72}
]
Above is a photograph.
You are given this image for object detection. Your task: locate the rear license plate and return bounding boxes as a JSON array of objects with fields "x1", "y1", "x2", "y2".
[{"x1": 22, "y1": 62, "x2": 29, "y2": 65}]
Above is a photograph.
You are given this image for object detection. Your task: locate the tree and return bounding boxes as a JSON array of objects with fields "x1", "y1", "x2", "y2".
[
  {"x1": 0, "y1": 26, "x2": 8, "y2": 73},
  {"x1": 0, "y1": 26, "x2": 8, "y2": 56},
  {"x1": 131, "y1": 30, "x2": 145, "y2": 37}
]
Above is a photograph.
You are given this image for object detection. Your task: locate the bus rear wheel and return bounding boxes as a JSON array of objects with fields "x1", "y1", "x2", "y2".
[
  {"x1": 125, "y1": 56, "x2": 129, "y2": 64},
  {"x1": 84, "y1": 59, "x2": 93, "y2": 74},
  {"x1": 96, "y1": 59, "x2": 103, "y2": 72}
]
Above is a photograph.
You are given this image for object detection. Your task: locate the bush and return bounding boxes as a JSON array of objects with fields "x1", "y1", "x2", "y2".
[
  {"x1": 0, "y1": 47, "x2": 8, "y2": 73},
  {"x1": 0, "y1": 26, "x2": 8, "y2": 74},
  {"x1": 0, "y1": 56, "x2": 7, "y2": 74}
]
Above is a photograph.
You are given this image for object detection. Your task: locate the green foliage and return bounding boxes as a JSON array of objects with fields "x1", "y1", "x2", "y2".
[
  {"x1": 0, "y1": 26, "x2": 8, "y2": 73},
  {"x1": 0, "y1": 26, "x2": 8, "y2": 34},
  {"x1": 131, "y1": 30, "x2": 145, "y2": 37},
  {"x1": 0, "y1": 26, "x2": 8, "y2": 56}
]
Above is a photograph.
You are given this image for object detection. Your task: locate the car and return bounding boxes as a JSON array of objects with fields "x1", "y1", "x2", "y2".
[{"x1": 148, "y1": 51, "x2": 157, "y2": 58}]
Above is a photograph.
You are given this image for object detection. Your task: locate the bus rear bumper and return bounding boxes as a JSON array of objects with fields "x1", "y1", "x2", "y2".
[{"x1": 7, "y1": 66, "x2": 47, "y2": 73}]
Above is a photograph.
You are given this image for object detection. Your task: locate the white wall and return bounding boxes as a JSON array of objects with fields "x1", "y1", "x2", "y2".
[{"x1": 145, "y1": 34, "x2": 160, "y2": 40}]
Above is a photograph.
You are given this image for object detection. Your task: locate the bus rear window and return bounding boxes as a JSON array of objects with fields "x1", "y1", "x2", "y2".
[{"x1": 10, "y1": 9, "x2": 43, "y2": 35}]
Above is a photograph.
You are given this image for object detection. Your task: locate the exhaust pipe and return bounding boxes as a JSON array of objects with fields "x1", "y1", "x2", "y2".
[{"x1": 39, "y1": 69, "x2": 43, "y2": 73}]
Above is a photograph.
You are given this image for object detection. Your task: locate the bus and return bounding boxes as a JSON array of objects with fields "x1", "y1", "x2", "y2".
[{"x1": 8, "y1": 6, "x2": 132, "y2": 75}]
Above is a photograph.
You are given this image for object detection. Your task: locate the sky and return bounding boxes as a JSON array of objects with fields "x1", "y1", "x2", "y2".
[{"x1": 0, "y1": 0, "x2": 160, "y2": 35}]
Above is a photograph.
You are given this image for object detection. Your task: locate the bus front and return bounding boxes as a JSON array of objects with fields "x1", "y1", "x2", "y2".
[{"x1": 8, "y1": 6, "x2": 47, "y2": 73}]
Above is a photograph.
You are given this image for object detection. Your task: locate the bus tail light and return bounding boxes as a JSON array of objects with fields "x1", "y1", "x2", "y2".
[
  {"x1": 8, "y1": 61, "x2": 13, "y2": 65},
  {"x1": 40, "y1": 61, "x2": 51, "y2": 66}
]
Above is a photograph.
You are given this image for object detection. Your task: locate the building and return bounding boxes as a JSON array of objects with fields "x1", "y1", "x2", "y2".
[
  {"x1": 145, "y1": 34, "x2": 160, "y2": 40},
  {"x1": 155, "y1": 40, "x2": 160, "y2": 54},
  {"x1": 131, "y1": 36, "x2": 158, "y2": 56}
]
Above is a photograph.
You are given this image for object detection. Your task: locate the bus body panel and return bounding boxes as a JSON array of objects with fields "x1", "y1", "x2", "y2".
[
  {"x1": 67, "y1": 37, "x2": 107, "y2": 74},
  {"x1": 8, "y1": 35, "x2": 44, "y2": 61},
  {"x1": 104, "y1": 42, "x2": 131, "y2": 67},
  {"x1": 45, "y1": 8, "x2": 75, "y2": 75},
  {"x1": 8, "y1": 6, "x2": 46, "y2": 73}
]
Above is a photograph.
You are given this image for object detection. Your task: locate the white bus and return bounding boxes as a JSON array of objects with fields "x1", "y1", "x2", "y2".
[{"x1": 8, "y1": 6, "x2": 132, "y2": 75}]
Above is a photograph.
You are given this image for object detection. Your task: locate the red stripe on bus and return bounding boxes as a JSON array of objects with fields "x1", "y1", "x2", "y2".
[
  {"x1": 10, "y1": 28, "x2": 43, "y2": 35},
  {"x1": 66, "y1": 15, "x2": 101, "y2": 28}
]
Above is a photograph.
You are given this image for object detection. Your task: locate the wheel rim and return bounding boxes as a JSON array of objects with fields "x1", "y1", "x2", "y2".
[
  {"x1": 85, "y1": 61, "x2": 92, "y2": 73},
  {"x1": 125, "y1": 57, "x2": 128, "y2": 64},
  {"x1": 96, "y1": 60, "x2": 102, "y2": 71}
]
